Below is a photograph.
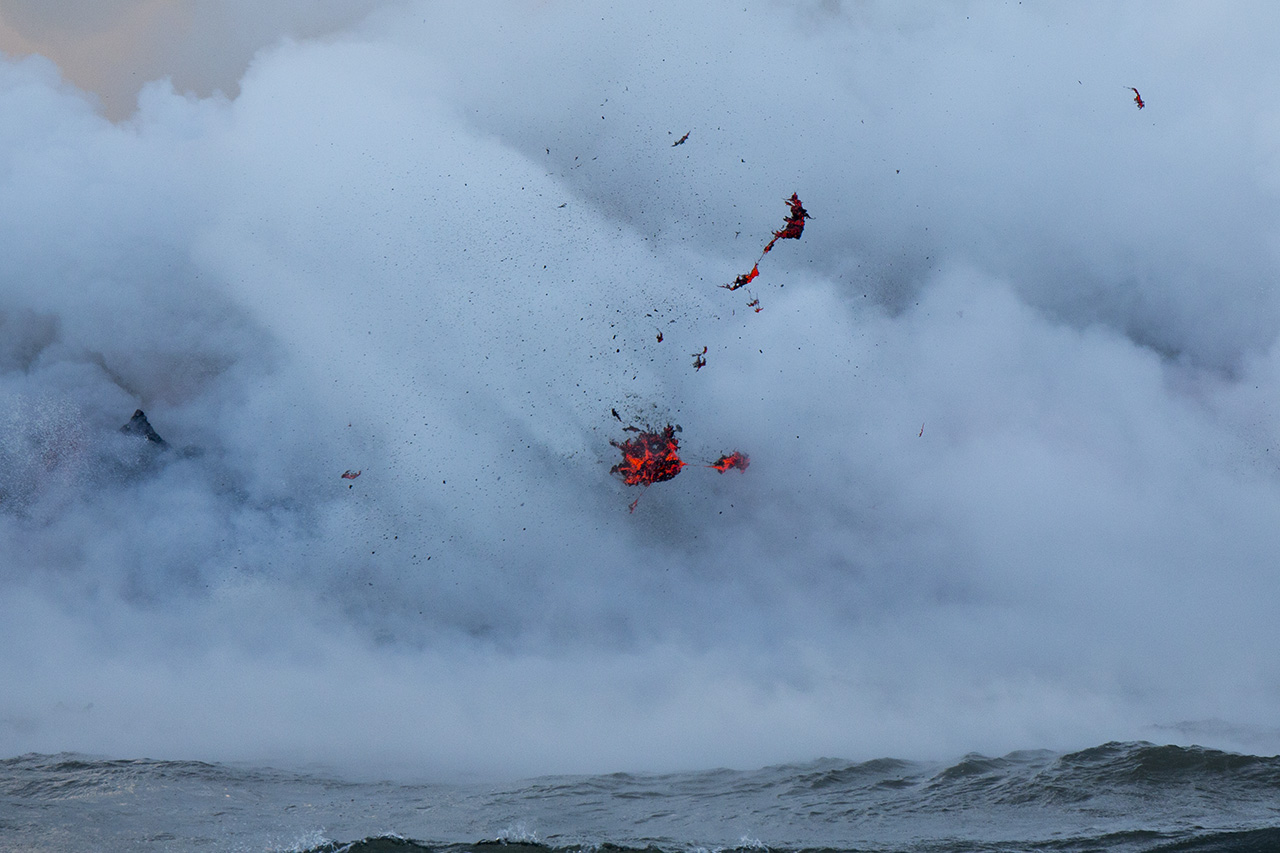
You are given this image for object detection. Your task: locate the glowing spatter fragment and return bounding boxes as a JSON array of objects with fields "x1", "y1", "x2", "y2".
[
  {"x1": 709, "y1": 451, "x2": 749, "y2": 473},
  {"x1": 722, "y1": 195, "x2": 808, "y2": 303},
  {"x1": 723, "y1": 263, "x2": 759, "y2": 291},
  {"x1": 761, "y1": 193, "x2": 809, "y2": 254},
  {"x1": 610, "y1": 425, "x2": 686, "y2": 487},
  {"x1": 341, "y1": 469, "x2": 362, "y2": 479},
  {"x1": 1129, "y1": 87, "x2": 1144, "y2": 109}
]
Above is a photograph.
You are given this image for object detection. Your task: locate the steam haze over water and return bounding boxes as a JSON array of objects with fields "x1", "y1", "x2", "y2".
[{"x1": 2, "y1": 1, "x2": 1280, "y2": 779}]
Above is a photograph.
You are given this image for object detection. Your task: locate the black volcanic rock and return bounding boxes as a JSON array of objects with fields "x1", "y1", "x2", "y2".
[{"x1": 120, "y1": 409, "x2": 169, "y2": 448}]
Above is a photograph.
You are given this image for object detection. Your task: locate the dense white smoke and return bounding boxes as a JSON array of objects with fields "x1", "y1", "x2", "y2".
[{"x1": 2, "y1": 1, "x2": 1279, "y2": 777}]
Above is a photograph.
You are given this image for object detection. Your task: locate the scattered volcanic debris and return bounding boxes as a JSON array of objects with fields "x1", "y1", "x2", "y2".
[
  {"x1": 709, "y1": 451, "x2": 749, "y2": 473},
  {"x1": 1129, "y1": 87, "x2": 1144, "y2": 109},
  {"x1": 721, "y1": 194, "x2": 809, "y2": 307},
  {"x1": 597, "y1": 196, "x2": 790, "y2": 506},
  {"x1": 341, "y1": 469, "x2": 361, "y2": 480}
]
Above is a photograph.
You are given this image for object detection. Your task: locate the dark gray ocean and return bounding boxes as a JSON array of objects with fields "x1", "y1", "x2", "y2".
[{"x1": 3, "y1": 742, "x2": 1279, "y2": 853}]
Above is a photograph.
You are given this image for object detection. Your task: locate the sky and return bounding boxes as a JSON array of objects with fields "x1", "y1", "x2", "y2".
[{"x1": 2, "y1": 0, "x2": 1280, "y2": 779}]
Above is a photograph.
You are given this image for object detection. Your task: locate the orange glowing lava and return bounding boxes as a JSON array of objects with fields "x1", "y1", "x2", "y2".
[
  {"x1": 723, "y1": 263, "x2": 759, "y2": 291},
  {"x1": 610, "y1": 425, "x2": 687, "y2": 487},
  {"x1": 709, "y1": 451, "x2": 749, "y2": 472},
  {"x1": 761, "y1": 193, "x2": 809, "y2": 254}
]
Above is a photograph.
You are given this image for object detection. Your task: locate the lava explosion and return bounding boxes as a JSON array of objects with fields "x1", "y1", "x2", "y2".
[
  {"x1": 709, "y1": 451, "x2": 749, "y2": 473},
  {"x1": 610, "y1": 425, "x2": 687, "y2": 487},
  {"x1": 610, "y1": 427, "x2": 751, "y2": 511},
  {"x1": 607, "y1": 197, "x2": 792, "y2": 505}
]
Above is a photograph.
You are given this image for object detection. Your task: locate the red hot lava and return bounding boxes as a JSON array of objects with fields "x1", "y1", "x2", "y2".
[
  {"x1": 709, "y1": 451, "x2": 749, "y2": 472},
  {"x1": 610, "y1": 424, "x2": 687, "y2": 487},
  {"x1": 762, "y1": 193, "x2": 809, "y2": 254},
  {"x1": 723, "y1": 263, "x2": 759, "y2": 291}
]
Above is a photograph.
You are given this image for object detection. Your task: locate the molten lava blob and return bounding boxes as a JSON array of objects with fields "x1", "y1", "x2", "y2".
[
  {"x1": 709, "y1": 451, "x2": 749, "y2": 472},
  {"x1": 723, "y1": 263, "x2": 759, "y2": 291},
  {"x1": 610, "y1": 425, "x2": 687, "y2": 486},
  {"x1": 761, "y1": 192, "x2": 809, "y2": 255}
]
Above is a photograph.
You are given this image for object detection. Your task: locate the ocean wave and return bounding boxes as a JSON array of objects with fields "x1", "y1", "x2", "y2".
[{"x1": 5, "y1": 743, "x2": 1280, "y2": 853}]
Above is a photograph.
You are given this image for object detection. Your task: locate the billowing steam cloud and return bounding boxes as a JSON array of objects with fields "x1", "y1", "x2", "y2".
[{"x1": 3, "y1": 1, "x2": 1280, "y2": 777}]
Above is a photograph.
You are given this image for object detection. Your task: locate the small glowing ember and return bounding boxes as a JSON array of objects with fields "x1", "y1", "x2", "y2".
[
  {"x1": 722, "y1": 263, "x2": 759, "y2": 291},
  {"x1": 709, "y1": 451, "x2": 749, "y2": 472},
  {"x1": 341, "y1": 470, "x2": 361, "y2": 479},
  {"x1": 610, "y1": 424, "x2": 687, "y2": 487}
]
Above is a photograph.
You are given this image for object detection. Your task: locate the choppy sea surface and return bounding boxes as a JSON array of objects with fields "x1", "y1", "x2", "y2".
[{"x1": 3, "y1": 742, "x2": 1279, "y2": 853}]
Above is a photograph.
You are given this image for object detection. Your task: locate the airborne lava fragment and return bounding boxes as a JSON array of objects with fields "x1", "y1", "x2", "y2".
[
  {"x1": 709, "y1": 451, "x2": 749, "y2": 473},
  {"x1": 761, "y1": 192, "x2": 809, "y2": 255},
  {"x1": 723, "y1": 263, "x2": 759, "y2": 291},
  {"x1": 721, "y1": 194, "x2": 809, "y2": 304},
  {"x1": 610, "y1": 424, "x2": 686, "y2": 487}
]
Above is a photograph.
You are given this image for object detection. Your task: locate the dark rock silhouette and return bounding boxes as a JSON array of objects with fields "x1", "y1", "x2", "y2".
[{"x1": 120, "y1": 409, "x2": 169, "y2": 448}]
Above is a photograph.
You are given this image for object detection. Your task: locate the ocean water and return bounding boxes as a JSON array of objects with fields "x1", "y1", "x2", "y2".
[{"x1": 3, "y1": 742, "x2": 1279, "y2": 853}]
